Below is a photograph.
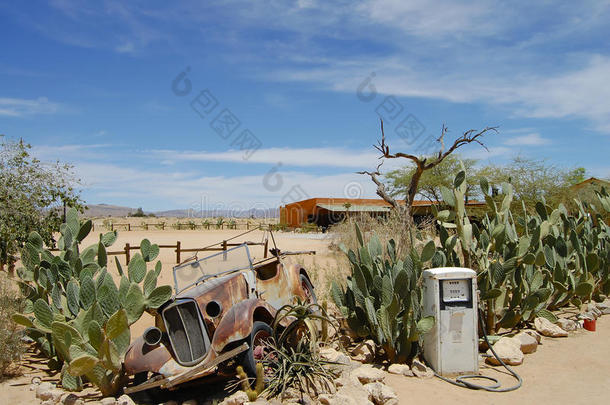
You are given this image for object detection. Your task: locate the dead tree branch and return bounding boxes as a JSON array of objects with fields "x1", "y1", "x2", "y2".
[{"x1": 365, "y1": 119, "x2": 497, "y2": 217}]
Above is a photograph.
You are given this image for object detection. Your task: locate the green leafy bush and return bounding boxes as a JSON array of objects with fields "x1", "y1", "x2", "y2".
[
  {"x1": 12, "y1": 208, "x2": 172, "y2": 395},
  {"x1": 330, "y1": 224, "x2": 434, "y2": 364},
  {"x1": 0, "y1": 274, "x2": 25, "y2": 380}
]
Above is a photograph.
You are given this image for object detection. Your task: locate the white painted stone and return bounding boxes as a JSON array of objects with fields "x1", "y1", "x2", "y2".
[
  {"x1": 351, "y1": 365, "x2": 385, "y2": 384},
  {"x1": 486, "y1": 337, "x2": 524, "y2": 366},
  {"x1": 219, "y1": 391, "x2": 250, "y2": 405},
  {"x1": 515, "y1": 332, "x2": 538, "y2": 354},
  {"x1": 410, "y1": 359, "x2": 434, "y2": 378},
  {"x1": 351, "y1": 340, "x2": 375, "y2": 363},
  {"x1": 387, "y1": 363, "x2": 413, "y2": 376},
  {"x1": 557, "y1": 318, "x2": 578, "y2": 332},
  {"x1": 534, "y1": 317, "x2": 568, "y2": 337},
  {"x1": 364, "y1": 382, "x2": 398, "y2": 405}
]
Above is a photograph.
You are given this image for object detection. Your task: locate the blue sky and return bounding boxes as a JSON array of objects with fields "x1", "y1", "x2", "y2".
[{"x1": 1, "y1": 0, "x2": 610, "y2": 211}]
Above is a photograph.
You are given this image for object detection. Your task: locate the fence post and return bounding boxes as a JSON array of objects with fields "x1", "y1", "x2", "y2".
[
  {"x1": 264, "y1": 238, "x2": 268, "y2": 258},
  {"x1": 111, "y1": 223, "x2": 114, "y2": 231},
  {"x1": 128, "y1": 223, "x2": 131, "y2": 231},
  {"x1": 222, "y1": 240, "x2": 227, "y2": 260},
  {"x1": 92, "y1": 223, "x2": 95, "y2": 232},
  {"x1": 125, "y1": 243, "x2": 131, "y2": 264},
  {"x1": 176, "y1": 241, "x2": 181, "y2": 264}
]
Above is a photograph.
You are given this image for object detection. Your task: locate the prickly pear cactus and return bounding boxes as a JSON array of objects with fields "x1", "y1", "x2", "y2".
[
  {"x1": 432, "y1": 170, "x2": 610, "y2": 333},
  {"x1": 13, "y1": 208, "x2": 173, "y2": 395},
  {"x1": 331, "y1": 223, "x2": 435, "y2": 364}
]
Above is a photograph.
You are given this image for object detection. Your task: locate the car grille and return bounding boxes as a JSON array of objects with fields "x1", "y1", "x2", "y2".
[{"x1": 162, "y1": 300, "x2": 209, "y2": 365}]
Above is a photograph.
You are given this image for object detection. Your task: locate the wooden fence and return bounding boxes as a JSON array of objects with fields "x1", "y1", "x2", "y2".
[
  {"x1": 101, "y1": 221, "x2": 277, "y2": 232},
  {"x1": 52, "y1": 238, "x2": 269, "y2": 265}
]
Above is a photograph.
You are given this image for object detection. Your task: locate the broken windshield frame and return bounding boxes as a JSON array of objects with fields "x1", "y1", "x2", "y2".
[{"x1": 172, "y1": 243, "x2": 254, "y2": 294}]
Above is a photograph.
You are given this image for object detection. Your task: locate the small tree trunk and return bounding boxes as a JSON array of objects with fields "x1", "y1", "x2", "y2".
[{"x1": 486, "y1": 300, "x2": 495, "y2": 335}]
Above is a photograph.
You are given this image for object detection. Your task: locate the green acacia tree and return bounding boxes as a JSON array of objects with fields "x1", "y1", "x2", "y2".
[
  {"x1": 0, "y1": 136, "x2": 84, "y2": 271},
  {"x1": 385, "y1": 154, "x2": 480, "y2": 203},
  {"x1": 480, "y1": 156, "x2": 588, "y2": 212}
]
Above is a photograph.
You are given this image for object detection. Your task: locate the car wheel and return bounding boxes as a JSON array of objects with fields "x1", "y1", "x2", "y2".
[
  {"x1": 241, "y1": 321, "x2": 272, "y2": 378},
  {"x1": 300, "y1": 274, "x2": 317, "y2": 305}
]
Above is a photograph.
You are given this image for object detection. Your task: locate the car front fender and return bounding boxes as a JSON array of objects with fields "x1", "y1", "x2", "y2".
[
  {"x1": 124, "y1": 335, "x2": 173, "y2": 376},
  {"x1": 211, "y1": 298, "x2": 277, "y2": 353}
]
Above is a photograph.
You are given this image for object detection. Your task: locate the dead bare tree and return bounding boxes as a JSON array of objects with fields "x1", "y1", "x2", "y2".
[{"x1": 359, "y1": 119, "x2": 497, "y2": 219}]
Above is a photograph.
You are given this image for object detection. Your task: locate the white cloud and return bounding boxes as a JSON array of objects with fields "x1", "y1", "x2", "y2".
[
  {"x1": 151, "y1": 147, "x2": 384, "y2": 169},
  {"x1": 503, "y1": 133, "x2": 550, "y2": 146},
  {"x1": 0, "y1": 97, "x2": 62, "y2": 116},
  {"x1": 73, "y1": 161, "x2": 378, "y2": 210}
]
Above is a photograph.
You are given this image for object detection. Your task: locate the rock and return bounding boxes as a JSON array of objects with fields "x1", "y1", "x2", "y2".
[
  {"x1": 557, "y1": 318, "x2": 578, "y2": 332},
  {"x1": 387, "y1": 364, "x2": 413, "y2": 376},
  {"x1": 586, "y1": 303, "x2": 602, "y2": 318},
  {"x1": 246, "y1": 399, "x2": 269, "y2": 405},
  {"x1": 319, "y1": 393, "x2": 362, "y2": 405},
  {"x1": 596, "y1": 302, "x2": 610, "y2": 315},
  {"x1": 182, "y1": 400, "x2": 198, "y2": 405},
  {"x1": 515, "y1": 332, "x2": 538, "y2": 354},
  {"x1": 35, "y1": 382, "x2": 55, "y2": 399},
  {"x1": 351, "y1": 340, "x2": 375, "y2": 363},
  {"x1": 219, "y1": 391, "x2": 249, "y2": 405},
  {"x1": 38, "y1": 388, "x2": 63, "y2": 402},
  {"x1": 534, "y1": 317, "x2": 568, "y2": 337},
  {"x1": 320, "y1": 347, "x2": 351, "y2": 365},
  {"x1": 351, "y1": 365, "x2": 385, "y2": 384},
  {"x1": 522, "y1": 329, "x2": 542, "y2": 344},
  {"x1": 364, "y1": 382, "x2": 398, "y2": 405},
  {"x1": 116, "y1": 394, "x2": 136, "y2": 405},
  {"x1": 101, "y1": 397, "x2": 117, "y2": 405},
  {"x1": 41, "y1": 400, "x2": 54, "y2": 405},
  {"x1": 410, "y1": 359, "x2": 434, "y2": 378},
  {"x1": 338, "y1": 335, "x2": 352, "y2": 349},
  {"x1": 486, "y1": 337, "x2": 524, "y2": 366},
  {"x1": 62, "y1": 393, "x2": 81, "y2": 405}
]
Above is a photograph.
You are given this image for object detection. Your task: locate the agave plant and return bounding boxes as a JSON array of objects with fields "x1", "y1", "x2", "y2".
[
  {"x1": 261, "y1": 300, "x2": 340, "y2": 400},
  {"x1": 13, "y1": 208, "x2": 172, "y2": 395}
]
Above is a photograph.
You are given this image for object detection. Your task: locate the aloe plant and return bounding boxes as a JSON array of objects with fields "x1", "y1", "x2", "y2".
[
  {"x1": 13, "y1": 208, "x2": 172, "y2": 395},
  {"x1": 331, "y1": 224, "x2": 434, "y2": 364}
]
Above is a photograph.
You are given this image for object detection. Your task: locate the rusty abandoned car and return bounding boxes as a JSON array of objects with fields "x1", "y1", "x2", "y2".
[{"x1": 123, "y1": 231, "x2": 316, "y2": 395}]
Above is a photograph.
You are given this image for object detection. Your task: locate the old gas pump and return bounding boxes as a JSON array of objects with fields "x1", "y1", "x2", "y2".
[{"x1": 422, "y1": 267, "x2": 478, "y2": 375}]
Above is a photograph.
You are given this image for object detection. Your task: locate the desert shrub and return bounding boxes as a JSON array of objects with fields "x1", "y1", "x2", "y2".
[
  {"x1": 329, "y1": 210, "x2": 429, "y2": 260},
  {"x1": 298, "y1": 222, "x2": 320, "y2": 233},
  {"x1": 0, "y1": 274, "x2": 25, "y2": 380}
]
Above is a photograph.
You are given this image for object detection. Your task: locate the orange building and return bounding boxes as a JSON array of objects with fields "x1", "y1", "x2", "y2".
[{"x1": 279, "y1": 197, "x2": 485, "y2": 228}]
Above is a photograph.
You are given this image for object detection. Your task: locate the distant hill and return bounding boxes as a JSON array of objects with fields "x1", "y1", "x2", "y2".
[
  {"x1": 84, "y1": 204, "x2": 142, "y2": 217},
  {"x1": 85, "y1": 204, "x2": 278, "y2": 218}
]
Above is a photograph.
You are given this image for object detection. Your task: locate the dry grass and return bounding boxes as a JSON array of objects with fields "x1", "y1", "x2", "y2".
[{"x1": 328, "y1": 211, "x2": 437, "y2": 261}]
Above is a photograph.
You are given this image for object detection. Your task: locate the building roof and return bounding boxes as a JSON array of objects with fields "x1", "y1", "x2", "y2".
[
  {"x1": 282, "y1": 197, "x2": 485, "y2": 208},
  {"x1": 570, "y1": 177, "x2": 610, "y2": 190},
  {"x1": 316, "y1": 203, "x2": 392, "y2": 213}
]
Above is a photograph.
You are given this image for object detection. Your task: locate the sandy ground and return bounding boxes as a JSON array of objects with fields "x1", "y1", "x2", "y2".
[{"x1": 3, "y1": 229, "x2": 609, "y2": 404}]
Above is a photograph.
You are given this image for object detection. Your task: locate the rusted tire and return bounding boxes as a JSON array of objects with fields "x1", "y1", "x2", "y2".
[
  {"x1": 241, "y1": 321, "x2": 272, "y2": 378},
  {"x1": 300, "y1": 274, "x2": 317, "y2": 305}
]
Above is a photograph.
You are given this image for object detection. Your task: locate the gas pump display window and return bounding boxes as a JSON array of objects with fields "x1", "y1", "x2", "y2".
[{"x1": 440, "y1": 279, "x2": 472, "y2": 308}]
